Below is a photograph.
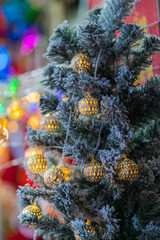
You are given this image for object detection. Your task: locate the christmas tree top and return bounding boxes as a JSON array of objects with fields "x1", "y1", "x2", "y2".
[{"x1": 18, "y1": 0, "x2": 160, "y2": 239}]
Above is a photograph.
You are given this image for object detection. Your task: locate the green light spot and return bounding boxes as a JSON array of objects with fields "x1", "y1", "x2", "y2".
[
  {"x1": 51, "y1": 165, "x2": 55, "y2": 169},
  {"x1": 9, "y1": 77, "x2": 19, "y2": 94},
  {"x1": 0, "y1": 104, "x2": 4, "y2": 114}
]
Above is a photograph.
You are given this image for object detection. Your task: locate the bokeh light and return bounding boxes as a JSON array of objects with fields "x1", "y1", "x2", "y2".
[
  {"x1": 0, "y1": 104, "x2": 4, "y2": 114},
  {"x1": 28, "y1": 115, "x2": 40, "y2": 129},
  {"x1": 9, "y1": 77, "x2": 19, "y2": 94},
  {"x1": 20, "y1": 33, "x2": 42, "y2": 56},
  {"x1": 7, "y1": 100, "x2": 23, "y2": 120},
  {"x1": 30, "y1": 102, "x2": 39, "y2": 113},
  {"x1": 0, "y1": 46, "x2": 11, "y2": 71},
  {"x1": 8, "y1": 120, "x2": 19, "y2": 133},
  {"x1": 26, "y1": 91, "x2": 40, "y2": 103}
]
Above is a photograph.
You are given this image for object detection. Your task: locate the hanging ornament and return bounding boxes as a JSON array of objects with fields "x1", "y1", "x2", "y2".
[
  {"x1": 27, "y1": 152, "x2": 47, "y2": 174},
  {"x1": 0, "y1": 124, "x2": 8, "y2": 145},
  {"x1": 41, "y1": 113, "x2": 60, "y2": 133},
  {"x1": 44, "y1": 167, "x2": 65, "y2": 188},
  {"x1": 75, "y1": 233, "x2": 81, "y2": 240},
  {"x1": 25, "y1": 147, "x2": 42, "y2": 160},
  {"x1": 21, "y1": 204, "x2": 42, "y2": 221},
  {"x1": 7, "y1": 100, "x2": 23, "y2": 120},
  {"x1": 62, "y1": 167, "x2": 71, "y2": 181},
  {"x1": 85, "y1": 219, "x2": 95, "y2": 234},
  {"x1": 78, "y1": 93, "x2": 99, "y2": 117},
  {"x1": 84, "y1": 159, "x2": 105, "y2": 182},
  {"x1": 74, "y1": 220, "x2": 95, "y2": 240},
  {"x1": 117, "y1": 157, "x2": 138, "y2": 181},
  {"x1": 71, "y1": 53, "x2": 91, "y2": 73}
]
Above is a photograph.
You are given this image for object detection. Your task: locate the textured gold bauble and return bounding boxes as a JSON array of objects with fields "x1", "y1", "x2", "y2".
[
  {"x1": 0, "y1": 125, "x2": 8, "y2": 145},
  {"x1": 25, "y1": 148, "x2": 42, "y2": 159},
  {"x1": 74, "y1": 233, "x2": 82, "y2": 240},
  {"x1": 85, "y1": 220, "x2": 95, "y2": 234},
  {"x1": 79, "y1": 94, "x2": 99, "y2": 117},
  {"x1": 44, "y1": 167, "x2": 65, "y2": 188},
  {"x1": 71, "y1": 53, "x2": 91, "y2": 73},
  {"x1": 41, "y1": 113, "x2": 60, "y2": 133},
  {"x1": 117, "y1": 158, "x2": 138, "y2": 180},
  {"x1": 84, "y1": 160, "x2": 105, "y2": 182},
  {"x1": 62, "y1": 167, "x2": 71, "y2": 181},
  {"x1": 27, "y1": 154, "x2": 47, "y2": 174},
  {"x1": 74, "y1": 220, "x2": 95, "y2": 239},
  {"x1": 22, "y1": 205, "x2": 42, "y2": 219}
]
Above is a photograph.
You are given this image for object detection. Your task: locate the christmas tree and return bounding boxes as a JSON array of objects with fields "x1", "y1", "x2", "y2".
[{"x1": 18, "y1": 0, "x2": 160, "y2": 239}]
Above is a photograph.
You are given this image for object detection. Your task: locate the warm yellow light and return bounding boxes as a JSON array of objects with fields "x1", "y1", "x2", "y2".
[
  {"x1": 27, "y1": 154, "x2": 47, "y2": 174},
  {"x1": 62, "y1": 96, "x2": 68, "y2": 101},
  {"x1": 26, "y1": 92, "x2": 40, "y2": 103},
  {"x1": 8, "y1": 100, "x2": 23, "y2": 120},
  {"x1": 8, "y1": 121, "x2": 19, "y2": 133},
  {"x1": 0, "y1": 118, "x2": 7, "y2": 128},
  {"x1": 28, "y1": 116, "x2": 40, "y2": 129},
  {"x1": 41, "y1": 113, "x2": 60, "y2": 133},
  {"x1": 0, "y1": 125, "x2": 9, "y2": 145}
]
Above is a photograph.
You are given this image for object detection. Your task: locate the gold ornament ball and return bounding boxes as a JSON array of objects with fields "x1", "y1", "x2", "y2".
[
  {"x1": 44, "y1": 167, "x2": 65, "y2": 188},
  {"x1": 79, "y1": 94, "x2": 99, "y2": 117},
  {"x1": 84, "y1": 160, "x2": 105, "y2": 182},
  {"x1": 41, "y1": 113, "x2": 60, "y2": 133},
  {"x1": 0, "y1": 125, "x2": 8, "y2": 145},
  {"x1": 62, "y1": 167, "x2": 71, "y2": 181},
  {"x1": 85, "y1": 220, "x2": 95, "y2": 234},
  {"x1": 27, "y1": 154, "x2": 47, "y2": 174},
  {"x1": 74, "y1": 220, "x2": 95, "y2": 240},
  {"x1": 74, "y1": 233, "x2": 82, "y2": 240},
  {"x1": 74, "y1": 220, "x2": 95, "y2": 239},
  {"x1": 25, "y1": 147, "x2": 42, "y2": 159},
  {"x1": 71, "y1": 53, "x2": 91, "y2": 73},
  {"x1": 22, "y1": 205, "x2": 42, "y2": 220},
  {"x1": 117, "y1": 158, "x2": 138, "y2": 180}
]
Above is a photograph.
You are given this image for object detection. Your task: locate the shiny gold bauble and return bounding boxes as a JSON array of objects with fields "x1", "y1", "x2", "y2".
[
  {"x1": 44, "y1": 167, "x2": 65, "y2": 188},
  {"x1": 71, "y1": 53, "x2": 91, "y2": 73},
  {"x1": 41, "y1": 113, "x2": 60, "y2": 133},
  {"x1": 27, "y1": 154, "x2": 47, "y2": 174},
  {"x1": 0, "y1": 125, "x2": 8, "y2": 145},
  {"x1": 117, "y1": 158, "x2": 138, "y2": 180},
  {"x1": 22, "y1": 204, "x2": 42, "y2": 219},
  {"x1": 79, "y1": 94, "x2": 99, "y2": 117},
  {"x1": 84, "y1": 160, "x2": 105, "y2": 182},
  {"x1": 62, "y1": 167, "x2": 71, "y2": 181},
  {"x1": 25, "y1": 148, "x2": 42, "y2": 159}
]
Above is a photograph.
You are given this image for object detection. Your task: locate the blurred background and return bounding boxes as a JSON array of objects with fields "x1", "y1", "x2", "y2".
[{"x1": 0, "y1": 0, "x2": 160, "y2": 239}]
